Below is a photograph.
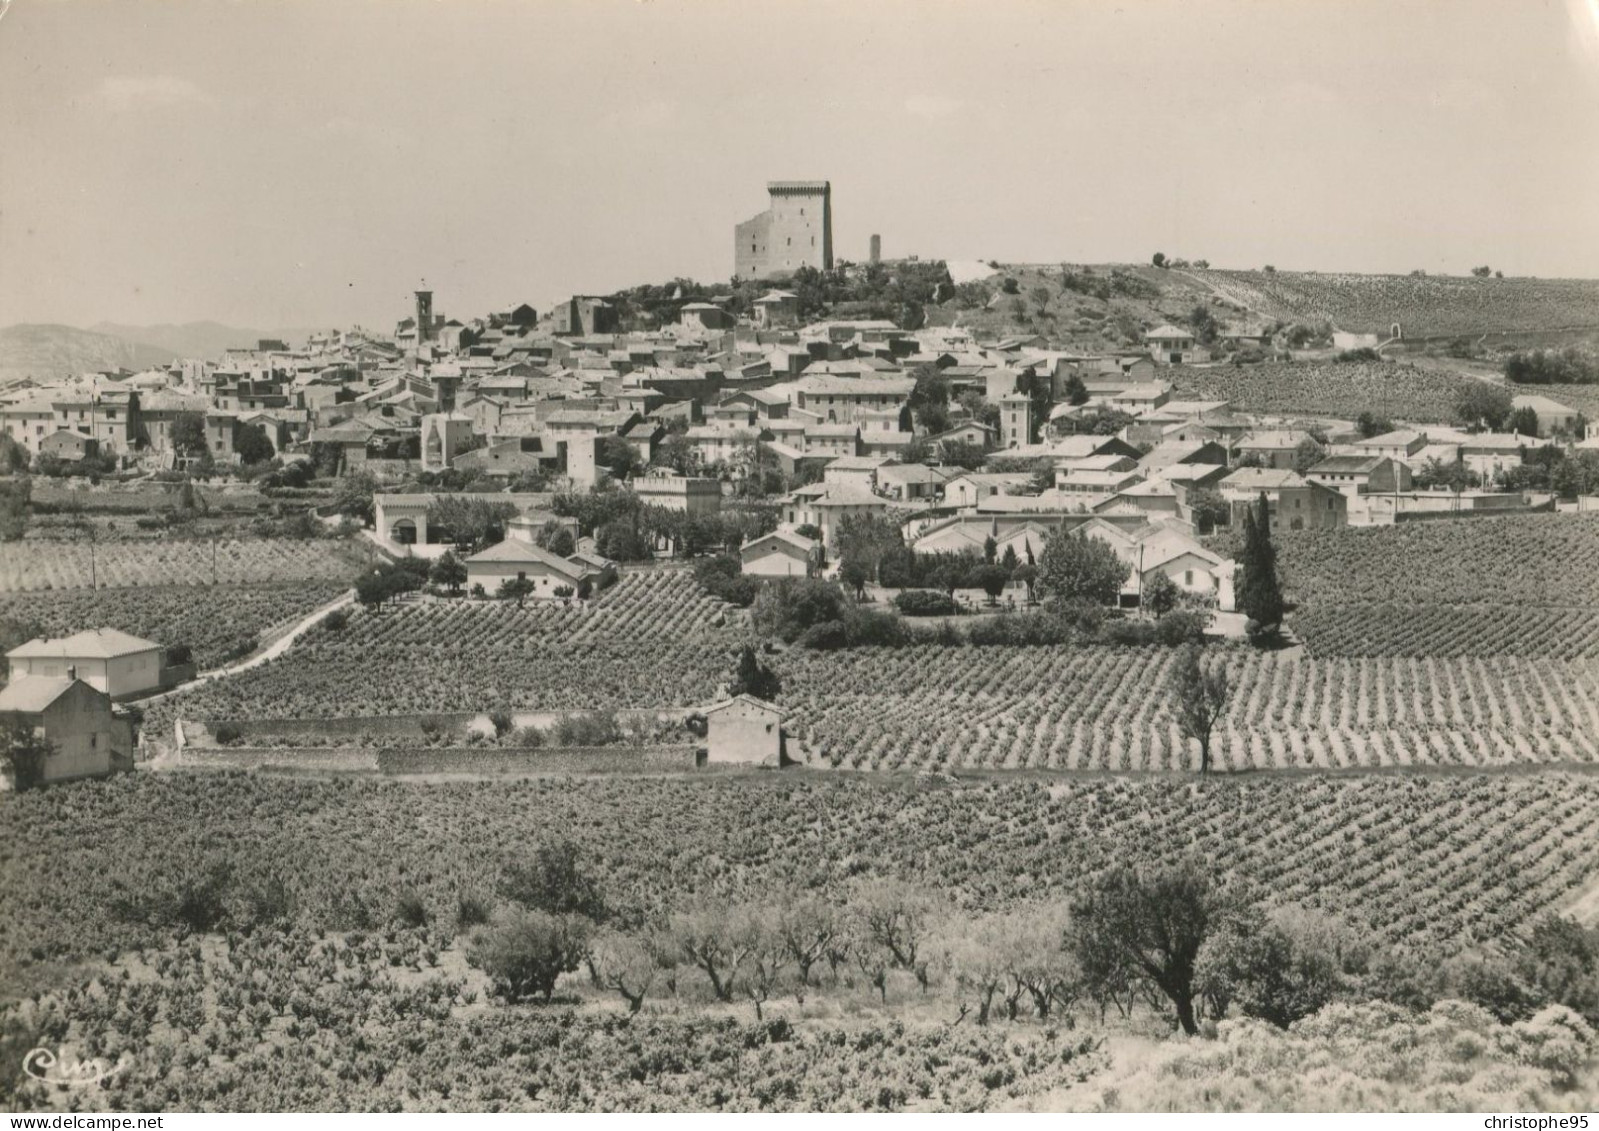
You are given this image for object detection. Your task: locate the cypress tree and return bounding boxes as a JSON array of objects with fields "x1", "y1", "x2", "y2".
[{"x1": 1237, "y1": 493, "x2": 1284, "y2": 637}]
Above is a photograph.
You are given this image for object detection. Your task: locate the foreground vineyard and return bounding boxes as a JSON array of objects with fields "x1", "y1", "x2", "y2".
[
  {"x1": 777, "y1": 647, "x2": 1599, "y2": 770},
  {"x1": 0, "y1": 537, "x2": 367, "y2": 592},
  {"x1": 5, "y1": 773, "x2": 1598, "y2": 968},
  {"x1": 148, "y1": 570, "x2": 742, "y2": 723}
]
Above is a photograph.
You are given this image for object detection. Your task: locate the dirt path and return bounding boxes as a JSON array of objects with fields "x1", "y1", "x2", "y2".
[{"x1": 132, "y1": 587, "x2": 354, "y2": 707}]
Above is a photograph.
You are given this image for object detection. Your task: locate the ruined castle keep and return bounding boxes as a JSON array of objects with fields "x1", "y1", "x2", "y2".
[{"x1": 734, "y1": 181, "x2": 833, "y2": 281}]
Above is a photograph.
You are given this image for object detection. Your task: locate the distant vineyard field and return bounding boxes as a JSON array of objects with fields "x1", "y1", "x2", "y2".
[
  {"x1": 1200, "y1": 270, "x2": 1599, "y2": 338},
  {"x1": 0, "y1": 582, "x2": 348, "y2": 669},
  {"x1": 1292, "y1": 604, "x2": 1599, "y2": 659},
  {"x1": 1168, "y1": 361, "x2": 1474, "y2": 422},
  {"x1": 0, "y1": 537, "x2": 366, "y2": 592},
  {"x1": 147, "y1": 571, "x2": 742, "y2": 725},
  {"x1": 1268, "y1": 515, "x2": 1599, "y2": 608},
  {"x1": 776, "y1": 647, "x2": 1599, "y2": 770}
]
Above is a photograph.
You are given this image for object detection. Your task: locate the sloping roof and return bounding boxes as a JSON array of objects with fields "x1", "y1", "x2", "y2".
[
  {"x1": 703, "y1": 693, "x2": 782, "y2": 716},
  {"x1": 743, "y1": 530, "x2": 818, "y2": 556},
  {"x1": 1310, "y1": 455, "x2": 1386, "y2": 474},
  {"x1": 1222, "y1": 467, "x2": 1307, "y2": 490},
  {"x1": 463, "y1": 540, "x2": 585, "y2": 578},
  {"x1": 796, "y1": 375, "x2": 916, "y2": 397},
  {"x1": 812, "y1": 485, "x2": 888, "y2": 507},
  {"x1": 1512, "y1": 394, "x2": 1576, "y2": 414},
  {"x1": 9, "y1": 627, "x2": 161, "y2": 660},
  {"x1": 1355, "y1": 429, "x2": 1425, "y2": 447},
  {"x1": 1144, "y1": 324, "x2": 1195, "y2": 341},
  {"x1": 0, "y1": 676, "x2": 79, "y2": 713}
]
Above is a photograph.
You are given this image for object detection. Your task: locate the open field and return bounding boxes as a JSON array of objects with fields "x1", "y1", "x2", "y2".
[
  {"x1": 1168, "y1": 360, "x2": 1476, "y2": 423},
  {"x1": 0, "y1": 582, "x2": 349, "y2": 670},
  {"x1": 777, "y1": 648, "x2": 1599, "y2": 770},
  {"x1": 143, "y1": 571, "x2": 742, "y2": 727}
]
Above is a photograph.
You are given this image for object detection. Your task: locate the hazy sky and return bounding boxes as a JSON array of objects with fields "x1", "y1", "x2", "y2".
[{"x1": 2, "y1": 0, "x2": 1597, "y2": 331}]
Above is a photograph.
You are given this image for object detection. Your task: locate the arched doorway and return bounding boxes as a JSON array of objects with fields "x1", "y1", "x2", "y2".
[{"x1": 392, "y1": 518, "x2": 417, "y2": 545}]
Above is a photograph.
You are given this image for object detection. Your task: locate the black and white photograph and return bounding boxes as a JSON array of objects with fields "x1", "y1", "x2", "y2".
[{"x1": 3, "y1": 0, "x2": 1599, "y2": 1117}]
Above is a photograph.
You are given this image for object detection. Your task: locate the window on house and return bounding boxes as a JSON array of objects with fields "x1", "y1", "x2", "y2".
[{"x1": 1184, "y1": 570, "x2": 1194, "y2": 586}]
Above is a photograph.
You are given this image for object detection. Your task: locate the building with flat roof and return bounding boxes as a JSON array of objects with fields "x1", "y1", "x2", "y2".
[{"x1": 734, "y1": 181, "x2": 833, "y2": 280}]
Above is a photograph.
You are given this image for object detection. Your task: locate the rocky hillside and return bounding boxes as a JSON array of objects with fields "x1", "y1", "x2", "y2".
[{"x1": 0, "y1": 323, "x2": 178, "y2": 382}]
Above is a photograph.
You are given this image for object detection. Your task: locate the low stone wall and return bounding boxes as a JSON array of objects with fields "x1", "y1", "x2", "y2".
[
  {"x1": 172, "y1": 743, "x2": 699, "y2": 775},
  {"x1": 377, "y1": 745, "x2": 699, "y2": 775},
  {"x1": 176, "y1": 746, "x2": 381, "y2": 772}
]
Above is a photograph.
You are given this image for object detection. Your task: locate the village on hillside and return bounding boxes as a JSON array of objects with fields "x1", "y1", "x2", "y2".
[{"x1": 3, "y1": 179, "x2": 1599, "y2": 788}]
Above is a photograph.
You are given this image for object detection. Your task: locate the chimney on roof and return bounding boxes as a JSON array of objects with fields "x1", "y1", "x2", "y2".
[{"x1": 66, "y1": 665, "x2": 76, "y2": 682}]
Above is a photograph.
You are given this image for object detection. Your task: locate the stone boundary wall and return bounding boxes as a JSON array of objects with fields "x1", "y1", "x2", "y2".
[
  {"x1": 173, "y1": 744, "x2": 699, "y2": 775},
  {"x1": 377, "y1": 745, "x2": 698, "y2": 775}
]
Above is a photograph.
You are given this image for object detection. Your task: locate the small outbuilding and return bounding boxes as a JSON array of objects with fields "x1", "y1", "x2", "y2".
[
  {"x1": 703, "y1": 694, "x2": 785, "y2": 766},
  {"x1": 0, "y1": 677, "x2": 133, "y2": 788}
]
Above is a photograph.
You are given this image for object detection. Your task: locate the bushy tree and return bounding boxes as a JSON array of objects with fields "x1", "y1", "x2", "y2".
[
  {"x1": 1507, "y1": 406, "x2": 1541, "y2": 438},
  {"x1": 497, "y1": 576, "x2": 536, "y2": 606},
  {"x1": 333, "y1": 472, "x2": 378, "y2": 525},
  {"x1": 729, "y1": 645, "x2": 781, "y2": 700},
  {"x1": 468, "y1": 909, "x2": 591, "y2": 1003},
  {"x1": 1292, "y1": 437, "x2": 1327, "y2": 475},
  {"x1": 1072, "y1": 863, "x2": 1235, "y2": 1035},
  {"x1": 535, "y1": 519, "x2": 576, "y2": 557},
  {"x1": 0, "y1": 477, "x2": 30, "y2": 542},
  {"x1": 428, "y1": 549, "x2": 467, "y2": 595},
  {"x1": 234, "y1": 423, "x2": 275, "y2": 465},
  {"x1": 1187, "y1": 488, "x2": 1229, "y2": 534},
  {"x1": 1143, "y1": 570, "x2": 1181, "y2": 618},
  {"x1": 1170, "y1": 644, "x2": 1230, "y2": 773},
  {"x1": 1454, "y1": 382, "x2": 1514, "y2": 432},
  {"x1": 0, "y1": 712, "x2": 55, "y2": 792},
  {"x1": 170, "y1": 411, "x2": 209, "y2": 457},
  {"x1": 1037, "y1": 528, "x2": 1130, "y2": 606},
  {"x1": 499, "y1": 838, "x2": 608, "y2": 922},
  {"x1": 1195, "y1": 907, "x2": 1349, "y2": 1027}
]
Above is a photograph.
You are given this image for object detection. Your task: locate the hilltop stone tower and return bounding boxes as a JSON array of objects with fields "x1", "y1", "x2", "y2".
[
  {"x1": 870, "y1": 234, "x2": 881, "y2": 264},
  {"x1": 734, "y1": 181, "x2": 832, "y2": 281}
]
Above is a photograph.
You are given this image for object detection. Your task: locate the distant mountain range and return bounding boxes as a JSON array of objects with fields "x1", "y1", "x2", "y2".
[
  {"x1": 0, "y1": 324, "x2": 179, "y2": 384},
  {"x1": 89, "y1": 321, "x2": 280, "y2": 360},
  {"x1": 0, "y1": 321, "x2": 325, "y2": 382}
]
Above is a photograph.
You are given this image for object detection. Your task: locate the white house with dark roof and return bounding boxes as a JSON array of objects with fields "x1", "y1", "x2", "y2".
[
  {"x1": 1144, "y1": 325, "x2": 1205, "y2": 365},
  {"x1": 462, "y1": 540, "x2": 597, "y2": 597},
  {"x1": 7, "y1": 628, "x2": 164, "y2": 699}
]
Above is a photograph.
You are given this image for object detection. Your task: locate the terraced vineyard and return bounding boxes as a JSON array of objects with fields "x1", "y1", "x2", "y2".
[
  {"x1": 0, "y1": 537, "x2": 367, "y2": 592},
  {"x1": 1200, "y1": 270, "x2": 1599, "y2": 337},
  {"x1": 776, "y1": 647, "x2": 1599, "y2": 771},
  {"x1": 1168, "y1": 361, "x2": 1475, "y2": 423},
  {"x1": 0, "y1": 583, "x2": 349, "y2": 670},
  {"x1": 149, "y1": 570, "x2": 743, "y2": 723}
]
